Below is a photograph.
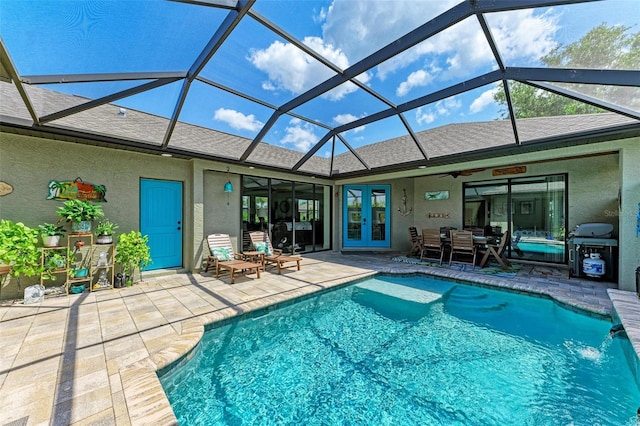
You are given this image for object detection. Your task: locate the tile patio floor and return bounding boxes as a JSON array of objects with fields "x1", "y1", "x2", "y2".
[{"x1": 0, "y1": 251, "x2": 637, "y2": 425}]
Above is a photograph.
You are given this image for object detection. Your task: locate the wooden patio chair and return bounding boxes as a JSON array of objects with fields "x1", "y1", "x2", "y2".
[
  {"x1": 478, "y1": 230, "x2": 512, "y2": 269},
  {"x1": 449, "y1": 230, "x2": 477, "y2": 267},
  {"x1": 248, "y1": 231, "x2": 301, "y2": 274},
  {"x1": 204, "y1": 233, "x2": 261, "y2": 284},
  {"x1": 420, "y1": 228, "x2": 444, "y2": 265},
  {"x1": 407, "y1": 226, "x2": 422, "y2": 256}
]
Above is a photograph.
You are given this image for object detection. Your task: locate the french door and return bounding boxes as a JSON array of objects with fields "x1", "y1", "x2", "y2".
[{"x1": 343, "y1": 185, "x2": 390, "y2": 248}]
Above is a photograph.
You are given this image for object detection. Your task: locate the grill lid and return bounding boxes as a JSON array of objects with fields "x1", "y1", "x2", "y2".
[{"x1": 572, "y1": 223, "x2": 614, "y2": 238}]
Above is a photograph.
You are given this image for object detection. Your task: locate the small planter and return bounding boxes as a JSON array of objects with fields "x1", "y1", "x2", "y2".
[
  {"x1": 71, "y1": 221, "x2": 92, "y2": 234},
  {"x1": 73, "y1": 268, "x2": 89, "y2": 278},
  {"x1": 42, "y1": 235, "x2": 62, "y2": 247},
  {"x1": 70, "y1": 284, "x2": 85, "y2": 294},
  {"x1": 96, "y1": 235, "x2": 113, "y2": 245}
]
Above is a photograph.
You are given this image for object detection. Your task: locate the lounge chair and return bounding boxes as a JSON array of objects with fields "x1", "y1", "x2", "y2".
[
  {"x1": 449, "y1": 230, "x2": 477, "y2": 267},
  {"x1": 248, "y1": 231, "x2": 301, "y2": 274},
  {"x1": 420, "y1": 228, "x2": 444, "y2": 265},
  {"x1": 204, "y1": 233, "x2": 261, "y2": 284},
  {"x1": 408, "y1": 227, "x2": 421, "y2": 257}
]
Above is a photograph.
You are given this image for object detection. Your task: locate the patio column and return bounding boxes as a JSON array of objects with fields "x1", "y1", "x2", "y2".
[{"x1": 618, "y1": 138, "x2": 640, "y2": 291}]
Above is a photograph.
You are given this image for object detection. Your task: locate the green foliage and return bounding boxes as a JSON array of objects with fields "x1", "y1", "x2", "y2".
[
  {"x1": 38, "y1": 223, "x2": 66, "y2": 236},
  {"x1": 56, "y1": 199, "x2": 105, "y2": 223},
  {"x1": 95, "y1": 219, "x2": 119, "y2": 236},
  {"x1": 0, "y1": 220, "x2": 43, "y2": 279},
  {"x1": 42, "y1": 251, "x2": 67, "y2": 281},
  {"x1": 494, "y1": 23, "x2": 640, "y2": 119},
  {"x1": 115, "y1": 231, "x2": 151, "y2": 281}
]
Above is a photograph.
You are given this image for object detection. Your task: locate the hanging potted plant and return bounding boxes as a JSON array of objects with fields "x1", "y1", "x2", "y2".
[
  {"x1": 38, "y1": 222, "x2": 66, "y2": 247},
  {"x1": 115, "y1": 231, "x2": 151, "y2": 286},
  {"x1": 56, "y1": 199, "x2": 104, "y2": 234},
  {"x1": 95, "y1": 219, "x2": 119, "y2": 245},
  {"x1": 0, "y1": 220, "x2": 43, "y2": 295}
]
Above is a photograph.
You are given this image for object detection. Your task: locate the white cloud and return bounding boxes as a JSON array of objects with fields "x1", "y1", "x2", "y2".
[
  {"x1": 333, "y1": 113, "x2": 365, "y2": 132},
  {"x1": 488, "y1": 9, "x2": 559, "y2": 64},
  {"x1": 281, "y1": 119, "x2": 319, "y2": 151},
  {"x1": 248, "y1": 36, "x2": 366, "y2": 101},
  {"x1": 415, "y1": 96, "x2": 461, "y2": 125},
  {"x1": 396, "y1": 69, "x2": 434, "y2": 97},
  {"x1": 416, "y1": 107, "x2": 436, "y2": 125},
  {"x1": 321, "y1": 0, "x2": 457, "y2": 64},
  {"x1": 319, "y1": 1, "x2": 559, "y2": 94},
  {"x1": 213, "y1": 108, "x2": 263, "y2": 132},
  {"x1": 470, "y1": 86, "x2": 499, "y2": 114}
]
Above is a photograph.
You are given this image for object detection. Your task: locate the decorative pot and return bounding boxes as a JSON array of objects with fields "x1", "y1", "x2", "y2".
[
  {"x1": 96, "y1": 234, "x2": 113, "y2": 245},
  {"x1": 70, "y1": 284, "x2": 85, "y2": 294},
  {"x1": 71, "y1": 220, "x2": 92, "y2": 234},
  {"x1": 74, "y1": 268, "x2": 89, "y2": 278},
  {"x1": 0, "y1": 265, "x2": 12, "y2": 276},
  {"x1": 42, "y1": 235, "x2": 61, "y2": 247}
]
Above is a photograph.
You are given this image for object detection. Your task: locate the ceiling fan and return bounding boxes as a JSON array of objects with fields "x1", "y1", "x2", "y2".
[{"x1": 438, "y1": 168, "x2": 486, "y2": 178}]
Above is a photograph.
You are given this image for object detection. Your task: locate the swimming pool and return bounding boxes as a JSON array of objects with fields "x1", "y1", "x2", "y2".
[
  {"x1": 160, "y1": 275, "x2": 640, "y2": 425},
  {"x1": 516, "y1": 240, "x2": 565, "y2": 255}
]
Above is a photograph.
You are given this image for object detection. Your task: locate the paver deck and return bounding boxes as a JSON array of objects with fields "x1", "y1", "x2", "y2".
[{"x1": 0, "y1": 251, "x2": 635, "y2": 425}]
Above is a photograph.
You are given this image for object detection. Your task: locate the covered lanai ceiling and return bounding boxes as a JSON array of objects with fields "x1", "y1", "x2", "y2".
[{"x1": 0, "y1": 0, "x2": 639, "y2": 178}]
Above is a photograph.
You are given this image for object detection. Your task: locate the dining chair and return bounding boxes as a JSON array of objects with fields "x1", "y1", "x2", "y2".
[
  {"x1": 420, "y1": 228, "x2": 444, "y2": 264},
  {"x1": 408, "y1": 227, "x2": 422, "y2": 257},
  {"x1": 449, "y1": 230, "x2": 477, "y2": 266}
]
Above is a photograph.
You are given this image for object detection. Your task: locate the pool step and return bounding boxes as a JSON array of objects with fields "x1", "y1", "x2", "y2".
[
  {"x1": 445, "y1": 287, "x2": 508, "y2": 312},
  {"x1": 354, "y1": 280, "x2": 443, "y2": 304}
]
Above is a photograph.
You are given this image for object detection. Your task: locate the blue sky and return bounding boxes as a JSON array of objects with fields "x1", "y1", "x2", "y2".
[{"x1": 1, "y1": 0, "x2": 637, "y2": 157}]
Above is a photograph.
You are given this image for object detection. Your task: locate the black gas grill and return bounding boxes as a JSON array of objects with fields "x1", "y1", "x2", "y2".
[{"x1": 567, "y1": 223, "x2": 617, "y2": 281}]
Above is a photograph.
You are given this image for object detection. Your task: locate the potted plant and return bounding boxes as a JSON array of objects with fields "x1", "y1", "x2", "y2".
[
  {"x1": 38, "y1": 222, "x2": 66, "y2": 247},
  {"x1": 69, "y1": 254, "x2": 90, "y2": 279},
  {"x1": 0, "y1": 220, "x2": 43, "y2": 293},
  {"x1": 95, "y1": 219, "x2": 119, "y2": 244},
  {"x1": 42, "y1": 251, "x2": 67, "y2": 281},
  {"x1": 115, "y1": 231, "x2": 151, "y2": 286},
  {"x1": 56, "y1": 199, "x2": 104, "y2": 234}
]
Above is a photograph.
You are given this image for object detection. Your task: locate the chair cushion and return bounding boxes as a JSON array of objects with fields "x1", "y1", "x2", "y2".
[
  {"x1": 211, "y1": 247, "x2": 232, "y2": 261},
  {"x1": 253, "y1": 241, "x2": 272, "y2": 256}
]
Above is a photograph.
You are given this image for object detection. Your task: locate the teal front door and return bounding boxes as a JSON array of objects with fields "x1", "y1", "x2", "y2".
[
  {"x1": 343, "y1": 185, "x2": 390, "y2": 248},
  {"x1": 140, "y1": 178, "x2": 183, "y2": 270}
]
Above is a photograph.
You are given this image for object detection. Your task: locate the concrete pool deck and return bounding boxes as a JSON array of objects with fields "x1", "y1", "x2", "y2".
[{"x1": 0, "y1": 251, "x2": 635, "y2": 425}]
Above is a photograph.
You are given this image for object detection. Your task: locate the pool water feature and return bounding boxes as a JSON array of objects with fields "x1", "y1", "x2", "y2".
[{"x1": 160, "y1": 275, "x2": 640, "y2": 425}]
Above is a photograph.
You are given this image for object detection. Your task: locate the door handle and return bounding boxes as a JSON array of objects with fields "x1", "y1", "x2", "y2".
[
  {"x1": 177, "y1": 227, "x2": 181, "y2": 230},
  {"x1": 363, "y1": 217, "x2": 366, "y2": 224}
]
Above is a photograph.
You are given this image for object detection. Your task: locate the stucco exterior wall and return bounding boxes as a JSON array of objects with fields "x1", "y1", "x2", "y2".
[
  {"x1": 0, "y1": 134, "x2": 192, "y2": 298},
  {"x1": 1, "y1": 131, "x2": 638, "y2": 297},
  {"x1": 202, "y1": 170, "x2": 242, "y2": 260}
]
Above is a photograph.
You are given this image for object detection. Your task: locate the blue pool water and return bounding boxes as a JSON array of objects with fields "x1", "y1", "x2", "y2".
[
  {"x1": 160, "y1": 275, "x2": 640, "y2": 425},
  {"x1": 516, "y1": 240, "x2": 565, "y2": 255}
]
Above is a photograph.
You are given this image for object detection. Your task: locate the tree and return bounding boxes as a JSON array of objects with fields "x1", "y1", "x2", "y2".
[{"x1": 494, "y1": 23, "x2": 640, "y2": 119}]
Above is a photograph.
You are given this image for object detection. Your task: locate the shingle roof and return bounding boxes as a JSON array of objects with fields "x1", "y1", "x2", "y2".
[{"x1": 1, "y1": 81, "x2": 637, "y2": 177}]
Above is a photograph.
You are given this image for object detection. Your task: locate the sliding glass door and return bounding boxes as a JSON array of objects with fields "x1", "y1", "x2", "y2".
[
  {"x1": 241, "y1": 176, "x2": 331, "y2": 253},
  {"x1": 464, "y1": 174, "x2": 567, "y2": 263},
  {"x1": 510, "y1": 175, "x2": 566, "y2": 263}
]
